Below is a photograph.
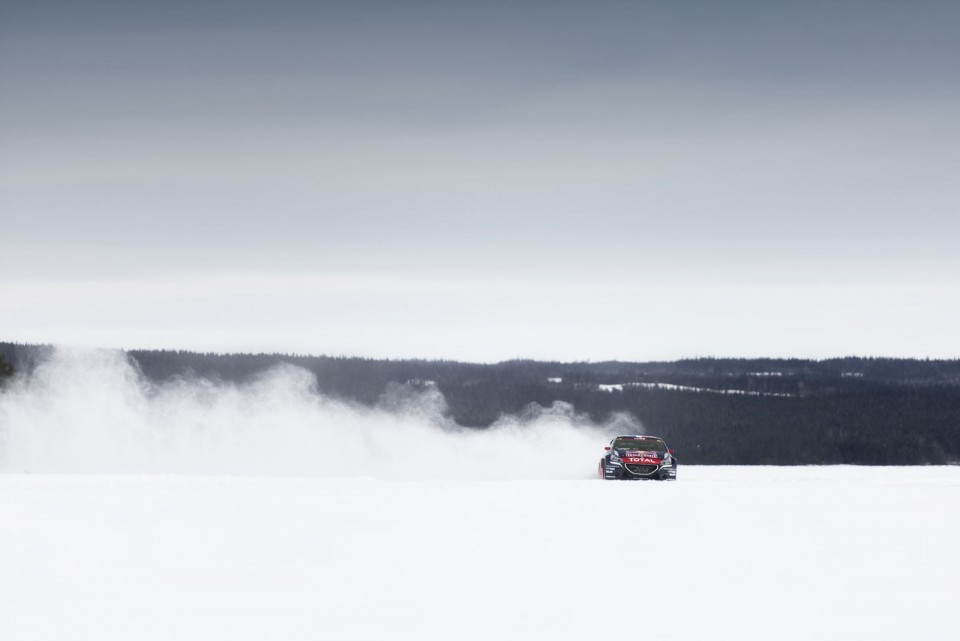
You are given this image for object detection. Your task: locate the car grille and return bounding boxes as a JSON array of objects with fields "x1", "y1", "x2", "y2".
[{"x1": 626, "y1": 464, "x2": 658, "y2": 475}]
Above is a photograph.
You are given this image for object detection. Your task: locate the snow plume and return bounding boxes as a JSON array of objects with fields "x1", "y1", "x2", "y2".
[{"x1": 0, "y1": 348, "x2": 635, "y2": 478}]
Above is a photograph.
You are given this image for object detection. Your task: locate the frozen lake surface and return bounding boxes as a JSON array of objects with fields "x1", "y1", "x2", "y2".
[{"x1": 2, "y1": 466, "x2": 958, "y2": 640}]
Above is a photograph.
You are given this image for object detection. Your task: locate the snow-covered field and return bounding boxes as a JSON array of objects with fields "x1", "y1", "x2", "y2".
[
  {"x1": 2, "y1": 350, "x2": 958, "y2": 639},
  {"x1": 3, "y1": 466, "x2": 959, "y2": 641}
]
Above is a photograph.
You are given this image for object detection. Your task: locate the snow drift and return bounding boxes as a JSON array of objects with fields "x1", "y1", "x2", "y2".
[{"x1": 0, "y1": 347, "x2": 629, "y2": 478}]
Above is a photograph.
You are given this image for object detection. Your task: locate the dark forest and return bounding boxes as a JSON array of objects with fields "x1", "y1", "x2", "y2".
[{"x1": 2, "y1": 342, "x2": 958, "y2": 465}]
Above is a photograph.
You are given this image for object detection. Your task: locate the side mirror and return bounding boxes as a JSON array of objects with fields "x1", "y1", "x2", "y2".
[
  {"x1": 669, "y1": 449, "x2": 675, "y2": 455},
  {"x1": 604, "y1": 446, "x2": 611, "y2": 451}
]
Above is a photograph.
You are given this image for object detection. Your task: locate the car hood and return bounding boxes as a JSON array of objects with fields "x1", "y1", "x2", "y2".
[{"x1": 617, "y1": 450, "x2": 664, "y2": 464}]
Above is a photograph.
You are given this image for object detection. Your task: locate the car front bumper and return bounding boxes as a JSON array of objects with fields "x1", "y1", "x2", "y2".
[{"x1": 602, "y1": 461, "x2": 677, "y2": 480}]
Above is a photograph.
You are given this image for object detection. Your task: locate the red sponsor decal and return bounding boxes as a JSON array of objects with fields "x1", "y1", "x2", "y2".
[{"x1": 625, "y1": 457, "x2": 661, "y2": 465}]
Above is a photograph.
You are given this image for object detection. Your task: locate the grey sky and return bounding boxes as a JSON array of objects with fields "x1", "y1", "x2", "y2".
[{"x1": 2, "y1": 1, "x2": 959, "y2": 360}]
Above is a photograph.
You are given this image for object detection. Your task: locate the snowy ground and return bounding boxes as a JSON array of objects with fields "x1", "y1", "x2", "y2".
[
  {"x1": 2, "y1": 352, "x2": 958, "y2": 638},
  {"x1": 3, "y1": 466, "x2": 959, "y2": 641}
]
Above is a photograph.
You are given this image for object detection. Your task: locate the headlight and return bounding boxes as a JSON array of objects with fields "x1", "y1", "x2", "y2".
[
  {"x1": 660, "y1": 455, "x2": 672, "y2": 467},
  {"x1": 608, "y1": 452, "x2": 622, "y2": 465}
]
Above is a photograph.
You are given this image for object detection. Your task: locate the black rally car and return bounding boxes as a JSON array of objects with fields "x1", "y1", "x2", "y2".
[{"x1": 599, "y1": 435, "x2": 677, "y2": 480}]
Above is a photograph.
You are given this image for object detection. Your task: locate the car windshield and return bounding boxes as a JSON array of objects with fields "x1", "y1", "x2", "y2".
[{"x1": 612, "y1": 437, "x2": 667, "y2": 453}]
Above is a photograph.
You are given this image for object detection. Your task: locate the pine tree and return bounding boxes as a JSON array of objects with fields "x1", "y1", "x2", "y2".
[{"x1": 0, "y1": 353, "x2": 13, "y2": 382}]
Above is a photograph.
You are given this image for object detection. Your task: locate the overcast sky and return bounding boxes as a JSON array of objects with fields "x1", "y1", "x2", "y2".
[{"x1": 2, "y1": 0, "x2": 959, "y2": 361}]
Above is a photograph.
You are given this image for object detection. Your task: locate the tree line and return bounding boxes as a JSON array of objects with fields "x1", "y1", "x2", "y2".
[{"x1": 2, "y1": 341, "x2": 958, "y2": 465}]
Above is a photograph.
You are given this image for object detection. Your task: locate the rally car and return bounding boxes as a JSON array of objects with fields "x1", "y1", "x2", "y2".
[{"x1": 599, "y1": 435, "x2": 677, "y2": 480}]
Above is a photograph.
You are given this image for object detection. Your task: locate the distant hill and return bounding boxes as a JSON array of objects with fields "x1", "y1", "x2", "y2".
[{"x1": 2, "y1": 341, "x2": 959, "y2": 465}]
